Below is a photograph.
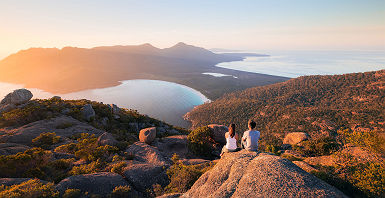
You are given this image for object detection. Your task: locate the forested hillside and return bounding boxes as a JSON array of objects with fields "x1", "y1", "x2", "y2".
[{"x1": 187, "y1": 70, "x2": 385, "y2": 142}]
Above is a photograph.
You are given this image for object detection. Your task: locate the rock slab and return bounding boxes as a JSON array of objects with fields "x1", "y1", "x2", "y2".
[
  {"x1": 97, "y1": 132, "x2": 118, "y2": 146},
  {"x1": 125, "y1": 142, "x2": 170, "y2": 166},
  {"x1": 183, "y1": 150, "x2": 347, "y2": 198},
  {"x1": 123, "y1": 163, "x2": 169, "y2": 193},
  {"x1": 283, "y1": 132, "x2": 309, "y2": 145},
  {"x1": 0, "y1": 116, "x2": 104, "y2": 145},
  {"x1": 56, "y1": 172, "x2": 133, "y2": 196}
]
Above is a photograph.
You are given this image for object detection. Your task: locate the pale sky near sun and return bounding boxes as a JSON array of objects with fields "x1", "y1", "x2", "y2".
[{"x1": 0, "y1": 0, "x2": 384, "y2": 58}]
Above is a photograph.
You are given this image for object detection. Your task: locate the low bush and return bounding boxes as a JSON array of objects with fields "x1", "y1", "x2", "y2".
[
  {"x1": 70, "y1": 159, "x2": 105, "y2": 175},
  {"x1": 54, "y1": 133, "x2": 118, "y2": 162},
  {"x1": 63, "y1": 189, "x2": 82, "y2": 198},
  {"x1": 109, "y1": 161, "x2": 127, "y2": 175},
  {"x1": 32, "y1": 132, "x2": 61, "y2": 149},
  {"x1": 0, "y1": 179, "x2": 59, "y2": 198},
  {"x1": 339, "y1": 129, "x2": 385, "y2": 154},
  {"x1": 109, "y1": 186, "x2": 132, "y2": 198},
  {"x1": 164, "y1": 154, "x2": 215, "y2": 193},
  {"x1": 187, "y1": 126, "x2": 216, "y2": 158},
  {"x1": 0, "y1": 148, "x2": 52, "y2": 178},
  {"x1": 294, "y1": 137, "x2": 340, "y2": 157},
  {"x1": 0, "y1": 147, "x2": 73, "y2": 182},
  {"x1": 351, "y1": 162, "x2": 385, "y2": 197}
]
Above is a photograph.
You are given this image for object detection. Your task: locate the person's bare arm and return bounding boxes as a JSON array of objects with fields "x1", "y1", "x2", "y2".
[{"x1": 235, "y1": 133, "x2": 239, "y2": 141}]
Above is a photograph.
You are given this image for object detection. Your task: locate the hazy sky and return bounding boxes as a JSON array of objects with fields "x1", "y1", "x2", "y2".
[{"x1": 1, "y1": 0, "x2": 384, "y2": 58}]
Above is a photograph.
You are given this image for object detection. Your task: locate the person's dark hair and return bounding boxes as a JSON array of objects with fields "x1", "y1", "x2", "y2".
[
  {"x1": 248, "y1": 120, "x2": 256, "y2": 129},
  {"x1": 229, "y1": 123, "x2": 236, "y2": 138}
]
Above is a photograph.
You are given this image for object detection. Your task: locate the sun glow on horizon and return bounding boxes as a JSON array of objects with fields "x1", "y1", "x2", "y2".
[{"x1": 0, "y1": 0, "x2": 384, "y2": 58}]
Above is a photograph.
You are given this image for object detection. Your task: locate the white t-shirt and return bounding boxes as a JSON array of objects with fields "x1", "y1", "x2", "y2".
[{"x1": 225, "y1": 135, "x2": 237, "y2": 150}]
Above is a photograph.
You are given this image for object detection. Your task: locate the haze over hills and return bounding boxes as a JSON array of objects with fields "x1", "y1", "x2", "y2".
[{"x1": 0, "y1": 43, "x2": 288, "y2": 99}]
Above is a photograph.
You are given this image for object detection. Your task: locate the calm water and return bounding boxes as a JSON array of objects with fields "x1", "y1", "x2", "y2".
[
  {"x1": 0, "y1": 80, "x2": 209, "y2": 128},
  {"x1": 216, "y1": 50, "x2": 385, "y2": 78}
]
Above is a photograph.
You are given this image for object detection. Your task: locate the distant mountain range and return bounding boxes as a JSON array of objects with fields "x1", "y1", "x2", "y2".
[{"x1": 0, "y1": 43, "x2": 288, "y2": 99}]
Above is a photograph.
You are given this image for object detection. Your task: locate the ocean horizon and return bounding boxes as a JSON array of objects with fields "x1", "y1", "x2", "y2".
[{"x1": 215, "y1": 49, "x2": 385, "y2": 78}]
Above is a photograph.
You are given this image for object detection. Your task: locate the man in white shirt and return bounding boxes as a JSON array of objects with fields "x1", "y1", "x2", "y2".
[{"x1": 242, "y1": 120, "x2": 260, "y2": 151}]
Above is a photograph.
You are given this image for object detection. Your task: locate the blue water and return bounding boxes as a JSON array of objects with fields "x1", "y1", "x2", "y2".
[
  {"x1": 0, "y1": 80, "x2": 209, "y2": 128},
  {"x1": 216, "y1": 50, "x2": 385, "y2": 78}
]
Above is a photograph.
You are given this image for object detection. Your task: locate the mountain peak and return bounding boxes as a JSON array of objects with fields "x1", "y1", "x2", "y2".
[{"x1": 172, "y1": 42, "x2": 189, "y2": 48}]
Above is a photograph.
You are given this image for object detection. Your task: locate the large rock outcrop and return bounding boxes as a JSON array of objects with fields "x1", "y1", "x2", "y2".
[
  {"x1": 56, "y1": 172, "x2": 138, "y2": 196},
  {"x1": 139, "y1": 127, "x2": 157, "y2": 144},
  {"x1": 97, "y1": 132, "x2": 118, "y2": 146},
  {"x1": 153, "y1": 135, "x2": 190, "y2": 158},
  {"x1": 0, "y1": 89, "x2": 33, "y2": 105},
  {"x1": 123, "y1": 163, "x2": 169, "y2": 193},
  {"x1": 207, "y1": 124, "x2": 228, "y2": 145},
  {"x1": 283, "y1": 132, "x2": 309, "y2": 145},
  {"x1": 183, "y1": 150, "x2": 347, "y2": 198},
  {"x1": 125, "y1": 142, "x2": 171, "y2": 166},
  {"x1": 0, "y1": 143, "x2": 30, "y2": 155},
  {"x1": 0, "y1": 115, "x2": 104, "y2": 145},
  {"x1": 81, "y1": 104, "x2": 95, "y2": 121}
]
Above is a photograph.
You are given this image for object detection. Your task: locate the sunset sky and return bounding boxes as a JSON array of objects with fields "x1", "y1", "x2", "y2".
[{"x1": 1, "y1": 0, "x2": 384, "y2": 58}]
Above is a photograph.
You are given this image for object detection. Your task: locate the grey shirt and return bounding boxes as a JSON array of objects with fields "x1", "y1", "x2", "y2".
[{"x1": 242, "y1": 130, "x2": 260, "y2": 151}]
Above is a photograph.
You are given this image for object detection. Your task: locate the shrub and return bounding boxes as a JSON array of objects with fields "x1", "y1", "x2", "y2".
[
  {"x1": 259, "y1": 134, "x2": 282, "y2": 154},
  {"x1": 0, "y1": 179, "x2": 59, "y2": 198},
  {"x1": 164, "y1": 154, "x2": 215, "y2": 193},
  {"x1": 311, "y1": 166, "x2": 364, "y2": 198},
  {"x1": 294, "y1": 137, "x2": 340, "y2": 157},
  {"x1": 70, "y1": 160, "x2": 105, "y2": 175},
  {"x1": 281, "y1": 154, "x2": 303, "y2": 161},
  {"x1": 55, "y1": 133, "x2": 118, "y2": 162},
  {"x1": 187, "y1": 126, "x2": 216, "y2": 158},
  {"x1": 109, "y1": 161, "x2": 127, "y2": 175},
  {"x1": 109, "y1": 186, "x2": 132, "y2": 198},
  {"x1": 63, "y1": 189, "x2": 82, "y2": 198},
  {"x1": 0, "y1": 148, "x2": 52, "y2": 178},
  {"x1": 32, "y1": 132, "x2": 61, "y2": 149},
  {"x1": 45, "y1": 159, "x2": 74, "y2": 183},
  {"x1": 54, "y1": 143, "x2": 77, "y2": 154},
  {"x1": 351, "y1": 162, "x2": 385, "y2": 197},
  {"x1": 339, "y1": 129, "x2": 385, "y2": 154}
]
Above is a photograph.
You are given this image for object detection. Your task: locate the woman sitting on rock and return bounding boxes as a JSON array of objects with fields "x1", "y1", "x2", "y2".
[{"x1": 220, "y1": 123, "x2": 239, "y2": 157}]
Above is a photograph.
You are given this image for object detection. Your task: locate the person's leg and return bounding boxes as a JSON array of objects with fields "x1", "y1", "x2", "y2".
[
  {"x1": 220, "y1": 146, "x2": 228, "y2": 156},
  {"x1": 241, "y1": 140, "x2": 246, "y2": 149}
]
